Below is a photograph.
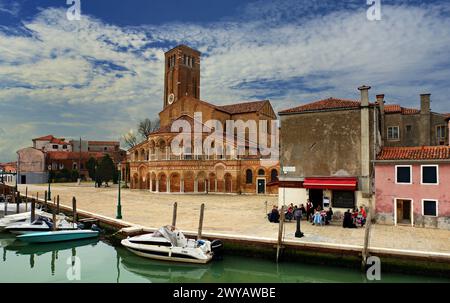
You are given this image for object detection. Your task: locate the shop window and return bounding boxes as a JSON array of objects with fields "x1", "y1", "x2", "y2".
[
  {"x1": 421, "y1": 165, "x2": 438, "y2": 184},
  {"x1": 395, "y1": 165, "x2": 412, "y2": 184},
  {"x1": 422, "y1": 200, "x2": 438, "y2": 217},
  {"x1": 332, "y1": 191, "x2": 355, "y2": 209}
]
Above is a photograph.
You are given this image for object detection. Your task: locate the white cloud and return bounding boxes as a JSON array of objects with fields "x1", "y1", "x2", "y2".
[{"x1": 1, "y1": 1, "x2": 450, "y2": 161}]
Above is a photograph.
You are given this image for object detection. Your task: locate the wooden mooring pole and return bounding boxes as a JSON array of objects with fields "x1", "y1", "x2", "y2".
[
  {"x1": 44, "y1": 190, "x2": 47, "y2": 212},
  {"x1": 361, "y1": 204, "x2": 373, "y2": 271},
  {"x1": 72, "y1": 197, "x2": 77, "y2": 223},
  {"x1": 276, "y1": 205, "x2": 286, "y2": 263},
  {"x1": 56, "y1": 195, "x2": 60, "y2": 214},
  {"x1": 31, "y1": 198, "x2": 36, "y2": 222},
  {"x1": 172, "y1": 202, "x2": 178, "y2": 227},
  {"x1": 25, "y1": 187, "x2": 28, "y2": 212},
  {"x1": 15, "y1": 191, "x2": 20, "y2": 214},
  {"x1": 3, "y1": 194, "x2": 7, "y2": 215},
  {"x1": 52, "y1": 206, "x2": 57, "y2": 231},
  {"x1": 197, "y1": 203, "x2": 205, "y2": 240}
]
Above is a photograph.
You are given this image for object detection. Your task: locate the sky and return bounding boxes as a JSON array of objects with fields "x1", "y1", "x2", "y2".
[{"x1": 1, "y1": 0, "x2": 450, "y2": 161}]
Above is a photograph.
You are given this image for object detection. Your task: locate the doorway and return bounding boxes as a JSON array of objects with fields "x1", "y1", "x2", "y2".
[
  {"x1": 309, "y1": 189, "x2": 323, "y2": 209},
  {"x1": 257, "y1": 178, "x2": 266, "y2": 194},
  {"x1": 395, "y1": 199, "x2": 413, "y2": 226},
  {"x1": 21, "y1": 175, "x2": 26, "y2": 184}
]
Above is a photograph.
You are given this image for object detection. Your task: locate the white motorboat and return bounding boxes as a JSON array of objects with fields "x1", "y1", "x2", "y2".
[
  {"x1": 121, "y1": 225, "x2": 223, "y2": 264},
  {"x1": 5, "y1": 216, "x2": 77, "y2": 235},
  {"x1": 0, "y1": 210, "x2": 64, "y2": 231}
]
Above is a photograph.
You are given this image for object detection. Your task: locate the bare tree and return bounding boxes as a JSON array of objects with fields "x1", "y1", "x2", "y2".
[
  {"x1": 138, "y1": 118, "x2": 160, "y2": 139},
  {"x1": 122, "y1": 130, "x2": 138, "y2": 149}
]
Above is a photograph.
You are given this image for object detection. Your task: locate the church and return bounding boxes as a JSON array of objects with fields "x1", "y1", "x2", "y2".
[{"x1": 127, "y1": 45, "x2": 279, "y2": 194}]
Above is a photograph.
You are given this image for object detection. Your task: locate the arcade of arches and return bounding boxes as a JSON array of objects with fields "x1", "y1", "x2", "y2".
[{"x1": 130, "y1": 161, "x2": 279, "y2": 194}]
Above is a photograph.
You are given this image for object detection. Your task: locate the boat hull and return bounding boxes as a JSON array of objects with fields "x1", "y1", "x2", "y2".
[
  {"x1": 17, "y1": 230, "x2": 99, "y2": 243},
  {"x1": 124, "y1": 246, "x2": 212, "y2": 264}
]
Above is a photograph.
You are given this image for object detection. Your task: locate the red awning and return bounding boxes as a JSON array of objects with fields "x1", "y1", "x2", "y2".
[{"x1": 303, "y1": 177, "x2": 358, "y2": 190}]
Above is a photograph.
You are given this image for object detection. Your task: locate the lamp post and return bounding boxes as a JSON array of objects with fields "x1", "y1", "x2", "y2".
[
  {"x1": 116, "y1": 163, "x2": 122, "y2": 219},
  {"x1": 47, "y1": 165, "x2": 52, "y2": 201}
]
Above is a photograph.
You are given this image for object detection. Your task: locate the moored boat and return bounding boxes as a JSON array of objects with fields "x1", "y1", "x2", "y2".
[
  {"x1": 17, "y1": 229, "x2": 99, "y2": 243},
  {"x1": 5, "y1": 216, "x2": 77, "y2": 235},
  {"x1": 121, "y1": 225, "x2": 222, "y2": 264}
]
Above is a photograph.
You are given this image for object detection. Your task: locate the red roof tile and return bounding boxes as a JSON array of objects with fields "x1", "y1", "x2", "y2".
[
  {"x1": 377, "y1": 146, "x2": 450, "y2": 161},
  {"x1": 33, "y1": 135, "x2": 67, "y2": 145},
  {"x1": 217, "y1": 100, "x2": 268, "y2": 114},
  {"x1": 279, "y1": 98, "x2": 362, "y2": 114},
  {"x1": 384, "y1": 104, "x2": 420, "y2": 115}
]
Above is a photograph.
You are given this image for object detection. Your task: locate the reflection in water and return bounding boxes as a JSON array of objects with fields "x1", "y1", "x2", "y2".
[
  {"x1": 117, "y1": 247, "x2": 210, "y2": 283},
  {"x1": 0, "y1": 233, "x2": 448, "y2": 283}
]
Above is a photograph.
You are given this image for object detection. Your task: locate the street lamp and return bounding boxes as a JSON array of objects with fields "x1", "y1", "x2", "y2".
[
  {"x1": 47, "y1": 165, "x2": 52, "y2": 201},
  {"x1": 116, "y1": 162, "x2": 122, "y2": 219}
]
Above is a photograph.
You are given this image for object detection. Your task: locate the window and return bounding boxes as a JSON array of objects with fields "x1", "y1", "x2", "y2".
[
  {"x1": 104, "y1": 147, "x2": 107, "y2": 151},
  {"x1": 59, "y1": 163, "x2": 64, "y2": 170},
  {"x1": 258, "y1": 169, "x2": 265, "y2": 176},
  {"x1": 421, "y1": 165, "x2": 438, "y2": 184},
  {"x1": 406, "y1": 125, "x2": 412, "y2": 132},
  {"x1": 332, "y1": 191, "x2": 355, "y2": 209},
  {"x1": 395, "y1": 165, "x2": 412, "y2": 184},
  {"x1": 437, "y1": 125, "x2": 446, "y2": 140},
  {"x1": 52, "y1": 145, "x2": 58, "y2": 149},
  {"x1": 245, "y1": 169, "x2": 253, "y2": 184},
  {"x1": 63, "y1": 145, "x2": 67, "y2": 149},
  {"x1": 387, "y1": 126, "x2": 400, "y2": 140},
  {"x1": 270, "y1": 169, "x2": 278, "y2": 182},
  {"x1": 73, "y1": 163, "x2": 77, "y2": 170},
  {"x1": 422, "y1": 200, "x2": 438, "y2": 217}
]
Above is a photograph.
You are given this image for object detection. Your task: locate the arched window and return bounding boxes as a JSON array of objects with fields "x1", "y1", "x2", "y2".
[
  {"x1": 258, "y1": 169, "x2": 265, "y2": 176},
  {"x1": 271, "y1": 169, "x2": 278, "y2": 182},
  {"x1": 245, "y1": 169, "x2": 253, "y2": 184}
]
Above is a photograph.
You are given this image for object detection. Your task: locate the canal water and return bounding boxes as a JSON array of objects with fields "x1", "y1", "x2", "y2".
[{"x1": 0, "y1": 233, "x2": 448, "y2": 283}]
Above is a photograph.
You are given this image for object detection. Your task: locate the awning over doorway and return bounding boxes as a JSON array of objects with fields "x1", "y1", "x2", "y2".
[{"x1": 303, "y1": 177, "x2": 358, "y2": 190}]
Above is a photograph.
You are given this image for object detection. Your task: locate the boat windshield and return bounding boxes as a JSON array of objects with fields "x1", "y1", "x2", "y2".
[{"x1": 152, "y1": 225, "x2": 180, "y2": 246}]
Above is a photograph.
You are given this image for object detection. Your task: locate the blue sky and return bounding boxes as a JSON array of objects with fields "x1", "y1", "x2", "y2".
[{"x1": 1, "y1": 0, "x2": 450, "y2": 161}]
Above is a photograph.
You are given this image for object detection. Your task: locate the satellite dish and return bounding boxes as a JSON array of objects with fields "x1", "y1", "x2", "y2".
[{"x1": 168, "y1": 93, "x2": 175, "y2": 105}]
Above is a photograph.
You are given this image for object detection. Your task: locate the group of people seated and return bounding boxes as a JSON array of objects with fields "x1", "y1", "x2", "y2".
[
  {"x1": 267, "y1": 201, "x2": 333, "y2": 226},
  {"x1": 343, "y1": 206, "x2": 367, "y2": 228}
]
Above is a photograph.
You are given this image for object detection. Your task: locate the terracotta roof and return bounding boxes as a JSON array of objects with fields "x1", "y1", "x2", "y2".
[
  {"x1": 88, "y1": 141, "x2": 120, "y2": 146},
  {"x1": 33, "y1": 135, "x2": 66, "y2": 143},
  {"x1": 46, "y1": 151, "x2": 105, "y2": 160},
  {"x1": 216, "y1": 100, "x2": 268, "y2": 114},
  {"x1": 377, "y1": 146, "x2": 450, "y2": 161},
  {"x1": 279, "y1": 98, "x2": 363, "y2": 114},
  {"x1": 384, "y1": 104, "x2": 420, "y2": 115}
]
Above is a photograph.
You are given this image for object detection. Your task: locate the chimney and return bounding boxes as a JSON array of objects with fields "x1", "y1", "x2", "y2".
[
  {"x1": 376, "y1": 94, "x2": 385, "y2": 142},
  {"x1": 419, "y1": 93, "x2": 431, "y2": 146},
  {"x1": 420, "y1": 93, "x2": 431, "y2": 114},
  {"x1": 358, "y1": 85, "x2": 371, "y2": 107}
]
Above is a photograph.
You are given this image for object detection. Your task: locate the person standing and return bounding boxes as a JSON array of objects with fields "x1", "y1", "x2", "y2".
[{"x1": 306, "y1": 199, "x2": 313, "y2": 221}]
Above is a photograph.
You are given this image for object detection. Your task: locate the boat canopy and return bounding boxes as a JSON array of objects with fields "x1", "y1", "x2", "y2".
[{"x1": 152, "y1": 225, "x2": 181, "y2": 246}]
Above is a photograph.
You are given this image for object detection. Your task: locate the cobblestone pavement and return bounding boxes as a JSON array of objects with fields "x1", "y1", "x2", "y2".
[{"x1": 18, "y1": 183, "x2": 450, "y2": 254}]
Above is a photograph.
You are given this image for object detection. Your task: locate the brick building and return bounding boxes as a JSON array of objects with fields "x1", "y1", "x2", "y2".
[
  {"x1": 17, "y1": 136, "x2": 126, "y2": 184},
  {"x1": 278, "y1": 86, "x2": 448, "y2": 212},
  {"x1": 127, "y1": 45, "x2": 279, "y2": 194}
]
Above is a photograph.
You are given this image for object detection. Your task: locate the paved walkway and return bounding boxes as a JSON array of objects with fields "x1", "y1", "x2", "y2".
[{"x1": 17, "y1": 183, "x2": 450, "y2": 254}]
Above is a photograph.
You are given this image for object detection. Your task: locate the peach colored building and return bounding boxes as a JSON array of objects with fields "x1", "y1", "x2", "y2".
[{"x1": 374, "y1": 146, "x2": 450, "y2": 230}]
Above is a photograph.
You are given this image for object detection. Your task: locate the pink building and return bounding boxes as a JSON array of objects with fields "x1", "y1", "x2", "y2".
[{"x1": 374, "y1": 146, "x2": 450, "y2": 230}]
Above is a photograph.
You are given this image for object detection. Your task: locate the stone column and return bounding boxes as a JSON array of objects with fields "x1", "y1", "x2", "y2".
[
  {"x1": 180, "y1": 178, "x2": 184, "y2": 193},
  {"x1": 204, "y1": 180, "x2": 207, "y2": 193},
  {"x1": 149, "y1": 178, "x2": 153, "y2": 192},
  {"x1": 167, "y1": 178, "x2": 170, "y2": 193},
  {"x1": 214, "y1": 179, "x2": 218, "y2": 192},
  {"x1": 194, "y1": 178, "x2": 198, "y2": 193},
  {"x1": 156, "y1": 179, "x2": 159, "y2": 193}
]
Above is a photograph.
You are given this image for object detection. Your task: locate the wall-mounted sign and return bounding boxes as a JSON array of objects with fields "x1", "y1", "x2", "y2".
[{"x1": 282, "y1": 166, "x2": 296, "y2": 173}]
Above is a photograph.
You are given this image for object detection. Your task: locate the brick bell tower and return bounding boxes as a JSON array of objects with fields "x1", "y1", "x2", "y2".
[{"x1": 163, "y1": 45, "x2": 201, "y2": 108}]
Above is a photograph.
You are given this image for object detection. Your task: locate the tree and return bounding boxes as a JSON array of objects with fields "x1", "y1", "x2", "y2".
[
  {"x1": 138, "y1": 118, "x2": 160, "y2": 139},
  {"x1": 122, "y1": 130, "x2": 138, "y2": 149},
  {"x1": 86, "y1": 157, "x2": 97, "y2": 181},
  {"x1": 97, "y1": 154, "x2": 115, "y2": 187}
]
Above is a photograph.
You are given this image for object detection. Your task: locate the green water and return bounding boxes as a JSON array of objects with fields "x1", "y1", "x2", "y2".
[{"x1": 0, "y1": 232, "x2": 448, "y2": 283}]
